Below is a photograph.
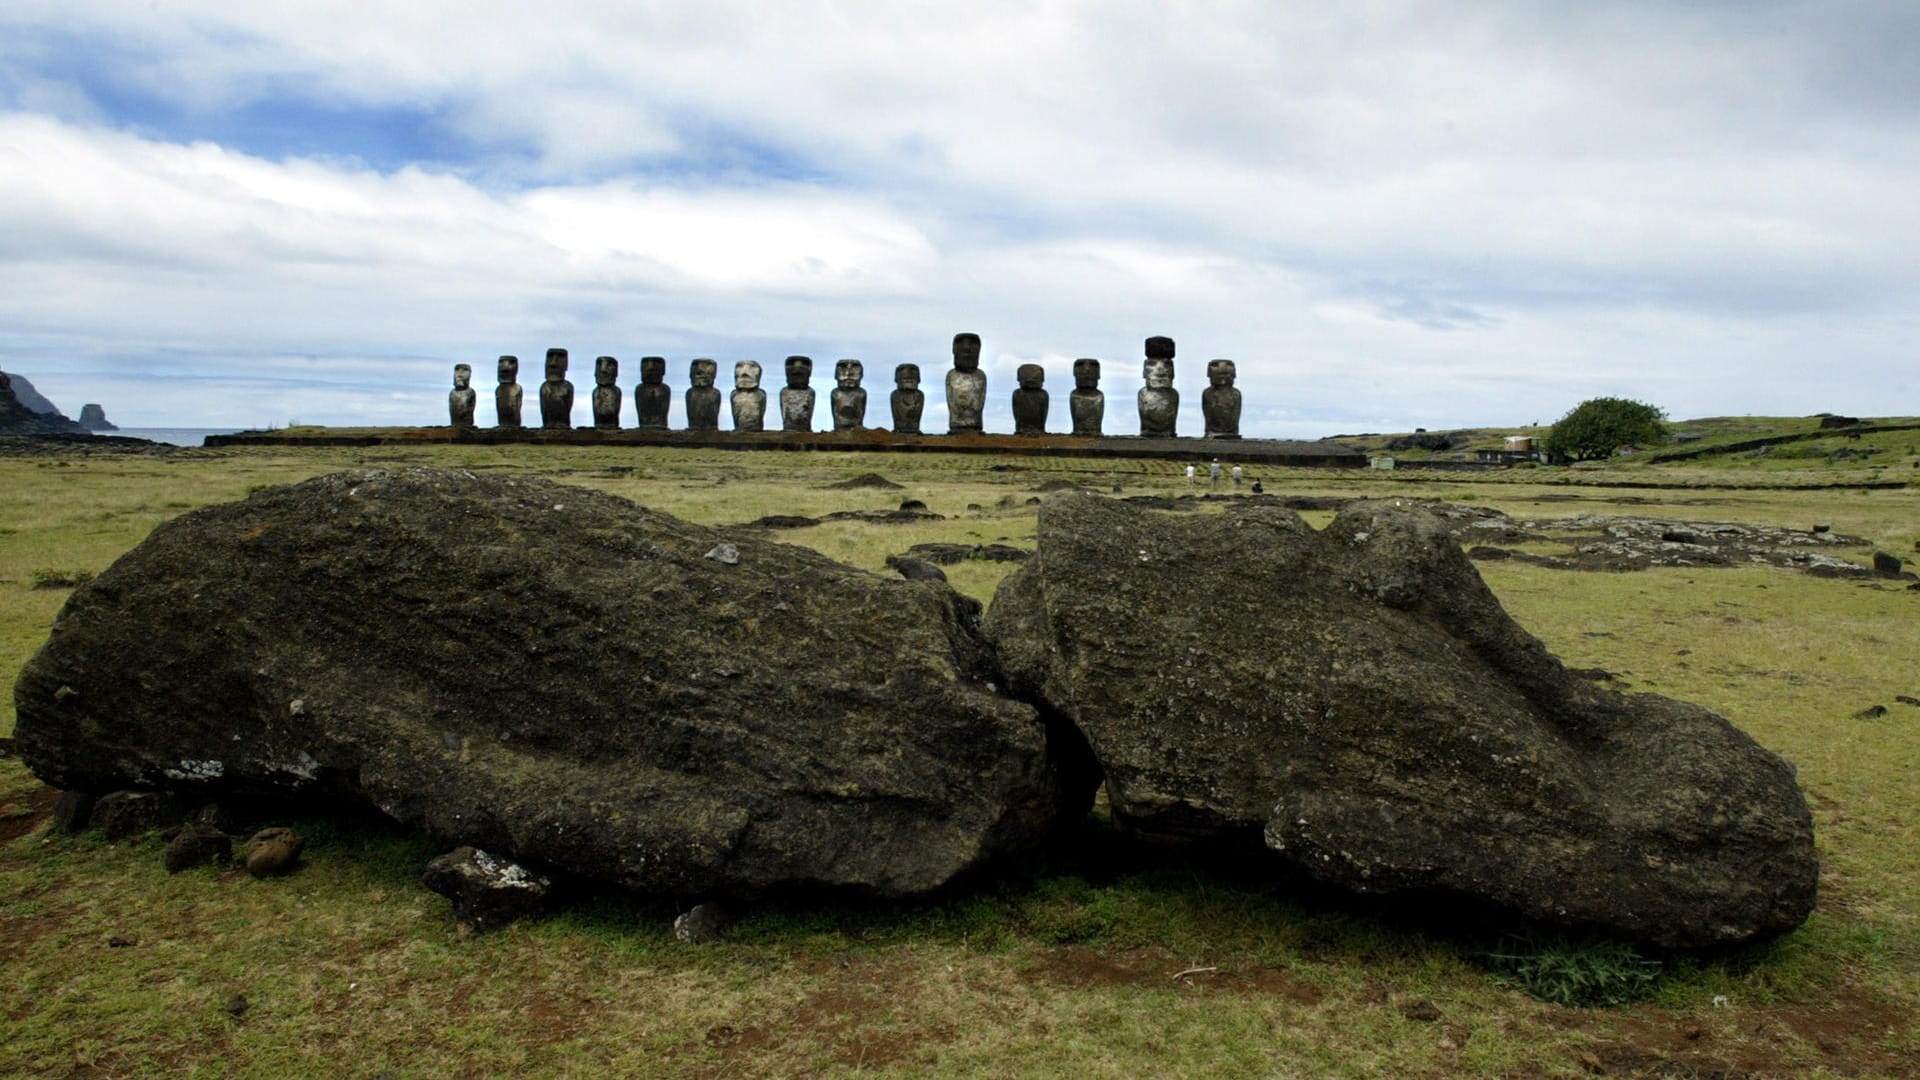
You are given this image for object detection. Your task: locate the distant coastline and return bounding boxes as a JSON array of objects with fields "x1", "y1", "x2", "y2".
[{"x1": 111, "y1": 427, "x2": 249, "y2": 446}]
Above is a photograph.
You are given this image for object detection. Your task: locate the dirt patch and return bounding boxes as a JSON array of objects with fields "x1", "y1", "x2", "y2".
[
  {"x1": 1565, "y1": 986, "x2": 1916, "y2": 1078},
  {"x1": 1024, "y1": 944, "x2": 1326, "y2": 1003},
  {"x1": 0, "y1": 785, "x2": 60, "y2": 845},
  {"x1": 681, "y1": 954, "x2": 957, "y2": 1077}
]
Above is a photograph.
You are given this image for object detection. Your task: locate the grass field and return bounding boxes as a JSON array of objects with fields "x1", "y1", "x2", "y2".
[{"x1": 2, "y1": 429, "x2": 1916, "y2": 1077}]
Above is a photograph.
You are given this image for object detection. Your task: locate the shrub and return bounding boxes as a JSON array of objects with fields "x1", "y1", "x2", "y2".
[{"x1": 1544, "y1": 398, "x2": 1668, "y2": 462}]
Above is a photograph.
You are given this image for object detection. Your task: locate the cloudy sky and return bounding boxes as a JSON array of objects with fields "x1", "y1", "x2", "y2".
[{"x1": 2, "y1": 2, "x2": 1915, "y2": 436}]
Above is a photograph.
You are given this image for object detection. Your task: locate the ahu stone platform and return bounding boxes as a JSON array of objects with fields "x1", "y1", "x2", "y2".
[{"x1": 204, "y1": 426, "x2": 1370, "y2": 468}]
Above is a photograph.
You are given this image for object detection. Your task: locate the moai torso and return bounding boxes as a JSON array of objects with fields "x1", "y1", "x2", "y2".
[
  {"x1": 592, "y1": 355, "x2": 623, "y2": 430},
  {"x1": 539, "y1": 348, "x2": 574, "y2": 429},
  {"x1": 890, "y1": 364, "x2": 925, "y2": 434},
  {"x1": 730, "y1": 361, "x2": 767, "y2": 431},
  {"x1": 635, "y1": 356, "x2": 671, "y2": 429},
  {"x1": 495, "y1": 355, "x2": 523, "y2": 428},
  {"x1": 1012, "y1": 363, "x2": 1048, "y2": 435},
  {"x1": 1202, "y1": 359, "x2": 1242, "y2": 439},
  {"x1": 685, "y1": 359, "x2": 722, "y2": 431},
  {"x1": 1137, "y1": 336, "x2": 1178, "y2": 437},
  {"x1": 945, "y1": 332, "x2": 986, "y2": 434},
  {"x1": 779, "y1": 356, "x2": 815, "y2": 432},
  {"x1": 1069, "y1": 358, "x2": 1104, "y2": 436},
  {"x1": 449, "y1": 364, "x2": 477, "y2": 428},
  {"x1": 830, "y1": 359, "x2": 867, "y2": 430}
]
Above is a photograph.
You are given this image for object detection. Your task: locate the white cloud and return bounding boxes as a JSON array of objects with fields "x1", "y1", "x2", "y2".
[{"x1": 1, "y1": 3, "x2": 1917, "y2": 430}]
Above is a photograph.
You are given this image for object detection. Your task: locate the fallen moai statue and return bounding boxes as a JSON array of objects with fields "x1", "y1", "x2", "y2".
[
  {"x1": 13, "y1": 469, "x2": 1088, "y2": 900},
  {"x1": 14, "y1": 474, "x2": 1816, "y2": 947},
  {"x1": 983, "y1": 494, "x2": 1817, "y2": 948}
]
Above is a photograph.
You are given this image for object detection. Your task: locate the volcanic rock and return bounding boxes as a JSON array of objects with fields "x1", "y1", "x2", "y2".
[
  {"x1": 14, "y1": 468, "x2": 1074, "y2": 900},
  {"x1": 422, "y1": 845, "x2": 550, "y2": 929},
  {"x1": 165, "y1": 824, "x2": 233, "y2": 873},
  {"x1": 89, "y1": 791, "x2": 184, "y2": 840},
  {"x1": 0, "y1": 371, "x2": 85, "y2": 435},
  {"x1": 242, "y1": 827, "x2": 304, "y2": 877},
  {"x1": 77, "y1": 404, "x2": 118, "y2": 432},
  {"x1": 983, "y1": 493, "x2": 1816, "y2": 948}
]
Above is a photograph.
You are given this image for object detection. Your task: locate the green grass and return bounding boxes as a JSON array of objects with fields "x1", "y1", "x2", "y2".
[{"x1": 2, "y1": 426, "x2": 1917, "y2": 1077}]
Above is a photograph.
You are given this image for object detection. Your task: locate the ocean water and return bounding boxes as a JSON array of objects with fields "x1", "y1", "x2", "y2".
[{"x1": 110, "y1": 427, "x2": 249, "y2": 447}]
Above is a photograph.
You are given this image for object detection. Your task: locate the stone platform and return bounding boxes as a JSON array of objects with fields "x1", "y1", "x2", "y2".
[{"x1": 205, "y1": 426, "x2": 1369, "y2": 467}]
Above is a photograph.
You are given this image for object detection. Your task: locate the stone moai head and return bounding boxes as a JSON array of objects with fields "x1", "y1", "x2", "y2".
[
  {"x1": 953, "y1": 333, "x2": 981, "y2": 372},
  {"x1": 595, "y1": 355, "x2": 618, "y2": 387},
  {"x1": 785, "y1": 355, "x2": 813, "y2": 389},
  {"x1": 1143, "y1": 337, "x2": 1175, "y2": 390},
  {"x1": 691, "y1": 358, "x2": 717, "y2": 387},
  {"x1": 1208, "y1": 359, "x2": 1236, "y2": 387},
  {"x1": 497, "y1": 355, "x2": 519, "y2": 384},
  {"x1": 545, "y1": 348, "x2": 569, "y2": 381},
  {"x1": 895, "y1": 363, "x2": 920, "y2": 389},
  {"x1": 453, "y1": 363, "x2": 472, "y2": 389},
  {"x1": 640, "y1": 356, "x2": 666, "y2": 385},
  {"x1": 1017, "y1": 363, "x2": 1045, "y2": 390},
  {"x1": 735, "y1": 360, "x2": 762, "y2": 390},
  {"x1": 835, "y1": 359, "x2": 863, "y2": 388},
  {"x1": 1073, "y1": 358, "x2": 1100, "y2": 389}
]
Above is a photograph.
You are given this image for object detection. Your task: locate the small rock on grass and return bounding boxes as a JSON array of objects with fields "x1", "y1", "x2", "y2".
[
  {"x1": 165, "y1": 824, "x2": 232, "y2": 873},
  {"x1": 421, "y1": 846, "x2": 550, "y2": 931},
  {"x1": 673, "y1": 902, "x2": 732, "y2": 943},
  {"x1": 50, "y1": 790, "x2": 96, "y2": 834},
  {"x1": 89, "y1": 790, "x2": 183, "y2": 840},
  {"x1": 1852, "y1": 705, "x2": 1889, "y2": 720},
  {"x1": 242, "y1": 827, "x2": 304, "y2": 877}
]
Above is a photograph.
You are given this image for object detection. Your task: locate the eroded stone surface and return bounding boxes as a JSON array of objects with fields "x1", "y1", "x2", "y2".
[
  {"x1": 946, "y1": 333, "x2": 986, "y2": 435},
  {"x1": 983, "y1": 493, "x2": 1817, "y2": 947},
  {"x1": 14, "y1": 469, "x2": 1076, "y2": 900}
]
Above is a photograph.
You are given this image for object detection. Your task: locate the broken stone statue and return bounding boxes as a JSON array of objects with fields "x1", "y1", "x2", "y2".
[
  {"x1": 983, "y1": 493, "x2": 1817, "y2": 948},
  {"x1": 12, "y1": 468, "x2": 1085, "y2": 900}
]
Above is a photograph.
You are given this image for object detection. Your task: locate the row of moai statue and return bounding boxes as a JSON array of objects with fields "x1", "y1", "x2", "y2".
[{"x1": 449, "y1": 334, "x2": 1242, "y2": 438}]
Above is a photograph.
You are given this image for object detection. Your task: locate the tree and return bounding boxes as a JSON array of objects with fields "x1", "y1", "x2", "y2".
[{"x1": 1544, "y1": 397, "x2": 1667, "y2": 462}]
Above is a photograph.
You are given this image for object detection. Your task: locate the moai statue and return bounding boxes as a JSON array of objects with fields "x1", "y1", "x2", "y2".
[
  {"x1": 449, "y1": 364, "x2": 477, "y2": 428},
  {"x1": 1202, "y1": 359, "x2": 1242, "y2": 439},
  {"x1": 634, "y1": 356, "x2": 671, "y2": 429},
  {"x1": 730, "y1": 361, "x2": 766, "y2": 432},
  {"x1": 591, "y1": 355, "x2": 622, "y2": 430},
  {"x1": 890, "y1": 364, "x2": 925, "y2": 434},
  {"x1": 945, "y1": 332, "x2": 986, "y2": 435},
  {"x1": 495, "y1": 355, "x2": 523, "y2": 428},
  {"x1": 539, "y1": 347, "x2": 574, "y2": 430},
  {"x1": 685, "y1": 358, "x2": 722, "y2": 431},
  {"x1": 1011, "y1": 363, "x2": 1049, "y2": 435},
  {"x1": 1137, "y1": 336, "x2": 1178, "y2": 437},
  {"x1": 779, "y1": 355, "x2": 816, "y2": 432},
  {"x1": 1069, "y1": 358, "x2": 1104, "y2": 436},
  {"x1": 831, "y1": 359, "x2": 867, "y2": 431}
]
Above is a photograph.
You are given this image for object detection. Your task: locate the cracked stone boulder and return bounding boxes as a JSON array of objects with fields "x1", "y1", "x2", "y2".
[
  {"x1": 14, "y1": 468, "x2": 1077, "y2": 900},
  {"x1": 984, "y1": 493, "x2": 1817, "y2": 948}
]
